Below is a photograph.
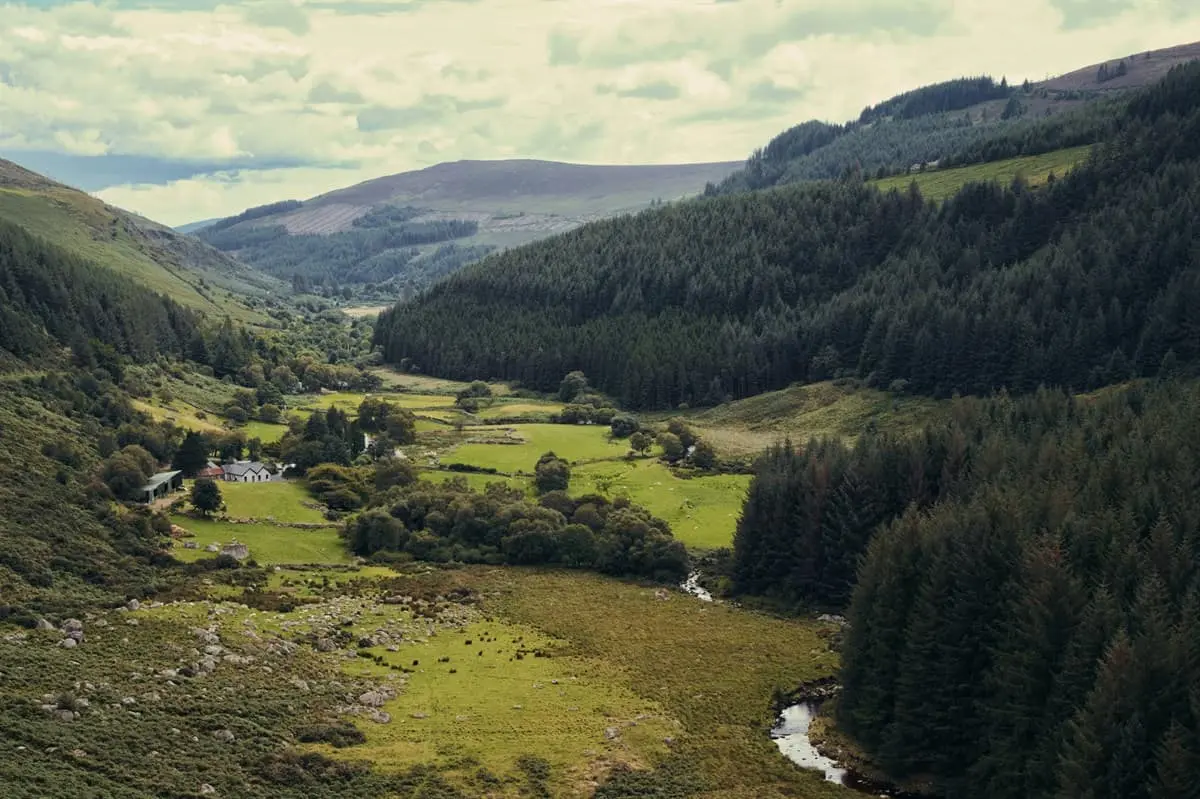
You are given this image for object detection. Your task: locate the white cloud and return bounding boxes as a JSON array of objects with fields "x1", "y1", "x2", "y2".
[{"x1": 1, "y1": 0, "x2": 1198, "y2": 224}]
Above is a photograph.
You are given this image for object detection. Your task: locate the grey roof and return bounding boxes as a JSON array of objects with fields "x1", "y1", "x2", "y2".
[
  {"x1": 140, "y1": 470, "x2": 182, "y2": 493},
  {"x1": 222, "y1": 461, "x2": 268, "y2": 477}
]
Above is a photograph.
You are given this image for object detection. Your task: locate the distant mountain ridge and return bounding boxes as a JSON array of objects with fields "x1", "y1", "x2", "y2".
[{"x1": 191, "y1": 158, "x2": 741, "y2": 300}]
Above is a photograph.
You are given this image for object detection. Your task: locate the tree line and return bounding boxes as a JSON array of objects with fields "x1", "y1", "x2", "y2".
[{"x1": 376, "y1": 62, "x2": 1200, "y2": 410}]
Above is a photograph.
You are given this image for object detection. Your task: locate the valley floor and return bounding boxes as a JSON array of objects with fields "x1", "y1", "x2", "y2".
[{"x1": 1, "y1": 561, "x2": 846, "y2": 798}]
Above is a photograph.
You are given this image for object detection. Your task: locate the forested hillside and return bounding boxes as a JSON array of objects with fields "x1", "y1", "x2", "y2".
[
  {"x1": 198, "y1": 205, "x2": 488, "y2": 295},
  {"x1": 710, "y1": 42, "x2": 1198, "y2": 196},
  {"x1": 732, "y1": 381, "x2": 1200, "y2": 799},
  {"x1": 0, "y1": 219, "x2": 199, "y2": 363},
  {"x1": 376, "y1": 62, "x2": 1200, "y2": 409}
]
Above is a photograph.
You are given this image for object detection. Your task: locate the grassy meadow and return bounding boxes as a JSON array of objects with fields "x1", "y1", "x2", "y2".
[
  {"x1": 572, "y1": 460, "x2": 750, "y2": 550},
  {"x1": 214, "y1": 480, "x2": 328, "y2": 523},
  {"x1": 869, "y1": 145, "x2": 1092, "y2": 202},
  {"x1": 185, "y1": 564, "x2": 848, "y2": 798},
  {"x1": 169, "y1": 515, "x2": 348, "y2": 565},
  {"x1": 443, "y1": 424, "x2": 630, "y2": 474},
  {"x1": 675, "y1": 380, "x2": 946, "y2": 457},
  {"x1": 134, "y1": 398, "x2": 227, "y2": 434}
]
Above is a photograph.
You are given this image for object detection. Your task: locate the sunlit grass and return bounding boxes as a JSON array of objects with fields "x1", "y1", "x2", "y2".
[
  {"x1": 572, "y1": 460, "x2": 750, "y2": 549},
  {"x1": 443, "y1": 424, "x2": 628, "y2": 474},
  {"x1": 168, "y1": 515, "x2": 348, "y2": 565},
  {"x1": 239, "y1": 420, "x2": 290, "y2": 443},
  {"x1": 208, "y1": 480, "x2": 328, "y2": 524},
  {"x1": 869, "y1": 145, "x2": 1092, "y2": 202}
]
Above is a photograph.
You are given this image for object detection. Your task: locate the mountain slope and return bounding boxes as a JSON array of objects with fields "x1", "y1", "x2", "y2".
[
  {"x1": 0, "y1": 159, "x2": 283, "y2": 322},
  {"x1": 375, "y1": 61, "x2": 1200, "y2": 409},
  {"x1": 193, "y1": 159, "x2": 741, "y2": 299},
  {"x1": 710, "y1": 40, "x2": 1199, "y2": 197}
]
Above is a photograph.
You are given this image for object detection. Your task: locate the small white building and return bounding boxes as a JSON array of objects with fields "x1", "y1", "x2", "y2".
[{"x1": 221, "y1": 461, "x2": 271, "y2": 483}]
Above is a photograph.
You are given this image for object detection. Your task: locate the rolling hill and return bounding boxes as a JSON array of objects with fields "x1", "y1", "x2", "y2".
[
  {"x1": 0, "y1": 158, "x2": 283, "y2": 322},
  {"x1": 191, "y1": 159, "x2": 741, "y2": 299}
]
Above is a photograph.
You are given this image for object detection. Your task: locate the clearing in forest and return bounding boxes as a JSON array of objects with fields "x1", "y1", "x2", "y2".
[{"x1": 869, "y1": 145, "x2": 1092, "y2": 201}]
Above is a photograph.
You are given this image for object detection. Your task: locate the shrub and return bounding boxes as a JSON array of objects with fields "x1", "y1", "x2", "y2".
[
  {"x1": 609, "y1": 413, "x2": 639, "y2": 439},
  {"x1": 296, "y1": 724, "x2": 368, "y2": 748}
]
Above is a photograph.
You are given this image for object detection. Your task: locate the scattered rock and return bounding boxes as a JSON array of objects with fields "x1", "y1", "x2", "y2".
[
  {"x1": 35, "y1": 618, "x2": 55, "y2": 631},
  {"x1": 58, "y1": 638, "x2": 78, "y2": 650},
  {"x1": 54, "y1": 710, "x2": 76, "y2": 723},
  {"x1": 369, "y1": 710, "x2": 391, "y2": 724},
  {"x1": 315, "y1": 638, "x2": 337, "y2": 652},
  {"x1": 212, "y1": 729, "x2": 235, "y2": 743},
  {"x1": 199, "y1": 784, "x2": 217, "y2": 795},
  {"x1": 126, "y1": 599, "x2": 140, "y2": 611},
  {"x1": 358, "y1": 690, "x2": 388, "y2": 707},
  {"x1": 61, "y1": 619, "x2": 84, "y2": 634},
  {"x1": 204, "y1": 544, "x2": 220, "y2": 553},
  {"x1": 410, "y1": 712, "x2": 429, "y2": 719},
  {"x1": 604, "y1": 727, "x2": 619, "y2": 741}
]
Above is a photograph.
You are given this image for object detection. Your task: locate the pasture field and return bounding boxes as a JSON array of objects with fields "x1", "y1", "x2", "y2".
[
  {"x1": 287, "y1": 391, "x2": 371, "y2": 413},
  {"x1": 341, "y1": 615, "x2": 677, "y2": 785},
  {"x1": 133, "y1": 398, "x2": 226, "y2": 434},
  {"x1": 168, "y1": 515, "x2": 348, "y2": 565},
  {"x1": 240, "y1": 419, "x2": 290, "y2": 443},
  {"x1": 572, "y1": 460, "x2": 750, "y2": 549},
  {"x1": 289, "y1": 391, "x2": 457, "y2": 414},
  {"x1": 212, "y1": 480, "x2": 328, "y2": 523},
  {"x1": 369, "y1": 368, "x2": 513, "y2": 396},
  {"x1": 341, "y1": 304, "x2": 391, "y2": 318},
  {"x1": 474, "y1": 398, "x2": 565, "y2": 420},
  {"x1": 675, "y1": 380, "x2": 945, "y2": 456},
  {"x1": 869, "y1": 145, "x2": 1092, "y2": 202},
  {"x1": 443, "y1": 424, "x2": 629, "y2": 473}
]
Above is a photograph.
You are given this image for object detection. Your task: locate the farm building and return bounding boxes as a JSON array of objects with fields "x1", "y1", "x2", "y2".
[
  {"x1": 222, "y1": 461, "x2": 271, "y2": 483},
  {"x1": 197, "y1": 462, "x2": 225, "y2": 479},
  {"x1": 140, "y1": 470, "x2": 183, "y2": 503}
]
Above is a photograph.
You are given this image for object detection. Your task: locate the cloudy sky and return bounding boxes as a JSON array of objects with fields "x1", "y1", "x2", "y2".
[{"x1": 2, "y1": 0, "x2": 1199, "y2": 226}]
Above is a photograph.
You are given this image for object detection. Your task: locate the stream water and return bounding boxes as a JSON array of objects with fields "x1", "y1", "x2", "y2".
[
  {"x1": 771, "y1": 702, "x2": 847, "y2": 783},
  {"x1": 679, "y1": 573, "x2": 909, "y2": 796},
  {"x1": 680, "y1": 571, "x2": 713, "y2": 602}
]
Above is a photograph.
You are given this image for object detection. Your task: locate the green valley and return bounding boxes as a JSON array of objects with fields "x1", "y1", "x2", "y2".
[{"x1": 2, "y1": 32, "x2": 1200, "y2": 799}]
